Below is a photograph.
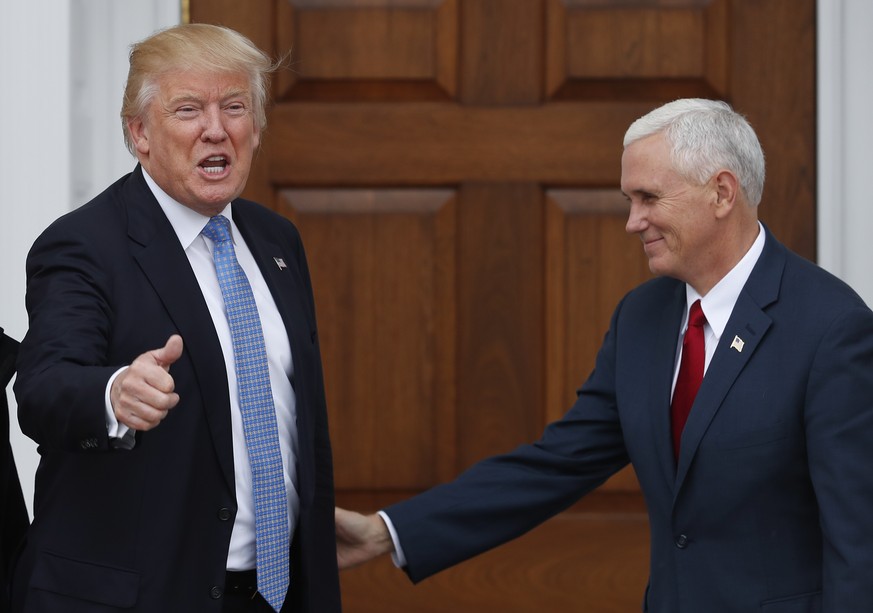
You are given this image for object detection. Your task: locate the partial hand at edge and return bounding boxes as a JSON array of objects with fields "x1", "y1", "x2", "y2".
[
  {"x1": 111, "y1": 334, "x2": 184, "y2": 431},
  {"x1": 335, "y1": 507, "x2": 395, "y2": 570}
]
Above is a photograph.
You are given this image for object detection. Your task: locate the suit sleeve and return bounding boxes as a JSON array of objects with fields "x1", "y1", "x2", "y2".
[
  {"x1": 384, "y1": 300, "x2": 631, "y2": 583},
  {"x1": 805, "y1": 305, "x2": 873, "y2": 610},
  {"x1": 14, "y1": 223, "x2": 120, "y2": 452}
]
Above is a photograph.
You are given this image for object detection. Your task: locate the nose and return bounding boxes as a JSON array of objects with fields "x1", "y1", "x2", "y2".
[
  {"x1": 200, "y1": 106, "x2": 228, "y2": 142},
  {"x1": 625, "y1": 200, "x2": 647, "y2": 235}
]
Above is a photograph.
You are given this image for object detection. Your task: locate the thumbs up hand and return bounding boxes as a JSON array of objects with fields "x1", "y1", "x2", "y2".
[{"x1": 111, "y1": 335, "x2": 184, "y2": 431}]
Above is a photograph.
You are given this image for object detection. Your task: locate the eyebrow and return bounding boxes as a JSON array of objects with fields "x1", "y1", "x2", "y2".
[
  {"x1": 621, "y1": 188, "x2": 657, "y2": 199},
  {"x1": 167, "y1": 89, "x2": 251, "y2": 106},
  {"x1": 220, "y1": 88, "x2": 251, "y2": 101}
]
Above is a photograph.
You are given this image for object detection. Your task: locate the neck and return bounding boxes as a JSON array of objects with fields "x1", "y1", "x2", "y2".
[{"x1": 691, "y1": 218, "x2": 760, "y2": 296}]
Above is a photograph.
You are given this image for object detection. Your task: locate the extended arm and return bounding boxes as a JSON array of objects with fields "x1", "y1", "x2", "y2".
[{"x1": 15, "y1": 222, "x2": 183, "y2": 450}]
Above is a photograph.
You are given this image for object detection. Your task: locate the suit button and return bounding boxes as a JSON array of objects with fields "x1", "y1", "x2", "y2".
[
  {"x1": 217, "y1": 507, "x2": 232, "y2": 521},
  {"x1": 210, "y1": 586, "x2": 223, "y2": 599},
  {"x1": 675, "y1": 534, "x2": 689, "y2": 549}
]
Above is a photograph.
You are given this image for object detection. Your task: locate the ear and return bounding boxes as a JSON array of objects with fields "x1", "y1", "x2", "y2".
[
  {"x1": 127, "y1": 116, "x2": 150, "y2": 155},
  {"x1": 712, "y1": 169, "x2": 739, "y2": 220},
  {"x1": 252, "y1": 122, "x2": 261, "y2": 151}
]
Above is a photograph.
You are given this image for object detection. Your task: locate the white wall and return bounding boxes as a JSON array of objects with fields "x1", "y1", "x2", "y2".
[
  {"x1": 818, "y1": 0, "x2": 873, "y2": 302},
  {"x1": 1, "y1": 2, "x2": 872, "y2": 516},
  {"x1": 1, "y1": 0, "x2": 179, "y2": 515}
]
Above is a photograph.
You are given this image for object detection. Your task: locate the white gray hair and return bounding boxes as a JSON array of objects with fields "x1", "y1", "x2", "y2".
[{"x1": 624, "y1": 99, "x2": 766, "y2": 206}]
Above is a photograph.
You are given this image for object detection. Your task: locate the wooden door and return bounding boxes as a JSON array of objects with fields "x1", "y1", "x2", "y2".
[{"x1": 190, "y1": 1, "x2": 815, "y2": 611}]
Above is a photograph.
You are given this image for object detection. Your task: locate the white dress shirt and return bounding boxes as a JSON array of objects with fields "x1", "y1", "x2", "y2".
[
  {"x1": 671, "y1": 222, "x2": 766, "y2": 394},
  {"x1": 105, "y1": 170, "x2": 300, "y2": 571}
]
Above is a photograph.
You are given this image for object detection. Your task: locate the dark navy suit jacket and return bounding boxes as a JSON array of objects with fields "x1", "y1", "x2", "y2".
[
  {"x1": 386, "y1": 227, "x2": 873, "y2": 612},
  {"x1": 1, "y1": 330, "x2": 28, "y2": 608},
  {"x1": 12, "y1": 167, "x2": 340, "y2": 612}
]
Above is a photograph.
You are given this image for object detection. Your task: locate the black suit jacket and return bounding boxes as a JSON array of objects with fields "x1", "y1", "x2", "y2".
[
  {"x1": 12, "y1": 167, "x2": 341, "y2": 612},
  {"x1": 1, "y1": 329, "x2": 28, "y2": 608}
]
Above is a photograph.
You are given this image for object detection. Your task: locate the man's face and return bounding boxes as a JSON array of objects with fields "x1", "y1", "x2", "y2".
[
  {"x1": 621, "y1": 133, "x2": 719, "y2": 289},
  {"x1": 128, "y1": 69, "x2": 260, "y2": 217}
]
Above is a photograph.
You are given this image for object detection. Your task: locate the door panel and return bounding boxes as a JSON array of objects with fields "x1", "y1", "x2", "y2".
[
  {"x1": 280, "y1": 188, "x2": 457, "y2": 489},
  {"x1": 191, "y1": 0, "x2": 815, "y2": 610}
]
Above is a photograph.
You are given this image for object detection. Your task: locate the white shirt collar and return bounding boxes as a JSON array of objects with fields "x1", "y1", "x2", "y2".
[
  {"x1": 684, "y1": 221, "x2": 766, "y2": 340},
  {"x1": 141, "y1": 168, "x2": 233, "y2": 249}
]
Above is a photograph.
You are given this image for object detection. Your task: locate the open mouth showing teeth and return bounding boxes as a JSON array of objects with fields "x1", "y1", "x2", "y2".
[{"x1": 200, "y1": 156, "x2": 228, "y2": 174}]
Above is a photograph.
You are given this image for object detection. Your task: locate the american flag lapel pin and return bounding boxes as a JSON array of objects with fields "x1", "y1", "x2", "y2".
[
  {"x1": 730, "y1": 335, "x2": 745, "y2": 353},
  {"x1": 273, "y1": 257, "x2": 287, "y2": 270}
]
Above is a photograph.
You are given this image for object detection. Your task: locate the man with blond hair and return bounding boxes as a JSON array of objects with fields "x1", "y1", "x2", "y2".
[{"x1": 13, "y1": 24, "x2": 340, "y2": 612}]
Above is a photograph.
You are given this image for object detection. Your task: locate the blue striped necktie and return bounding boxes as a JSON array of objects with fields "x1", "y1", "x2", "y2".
[{"x1": 201, "y1": 215, "x2": 289, "y2": 611}]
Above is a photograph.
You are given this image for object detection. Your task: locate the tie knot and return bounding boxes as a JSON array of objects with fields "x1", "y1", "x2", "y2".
[
  {"x1": 202, "y1": 215, "x2": 232, "y2": 244},
  {"x1": 688, "y1": 299, "x2": 706, "y2": 328}
]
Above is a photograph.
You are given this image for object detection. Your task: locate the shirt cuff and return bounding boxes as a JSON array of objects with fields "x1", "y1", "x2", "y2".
[
  {"x1": 105, "y1": 366, "x2": 135, "y2": 448},
  {"x1": 377, "y1": 510, "x2": 407, "y2": 568}
]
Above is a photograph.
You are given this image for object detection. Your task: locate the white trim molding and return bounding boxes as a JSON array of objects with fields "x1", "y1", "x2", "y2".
[
  {"x1": 1, "y1": 0, "x2": 180, "y2": 517},
  {"x1": 817, "y1": 0, "x2": 873, "y2": 304}
]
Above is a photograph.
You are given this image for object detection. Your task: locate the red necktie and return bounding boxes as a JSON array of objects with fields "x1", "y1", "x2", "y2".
[{"x1": 671, "y1": 300, "x2": 706, "y2": 460}]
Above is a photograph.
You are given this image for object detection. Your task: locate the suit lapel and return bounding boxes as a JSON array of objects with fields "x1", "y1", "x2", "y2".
[
  {"x1": 124, "y1": 167, "x2": 235, "y2": 492},
  {"x1": 674, "y1": 227, "x2": 785, "y2": 492},
  {"x1": 649, "y1": 284, "x2": 687, "y2": 488},
  {"x1": 233, "y1": 205, "x2": 313, "y2": 396}
]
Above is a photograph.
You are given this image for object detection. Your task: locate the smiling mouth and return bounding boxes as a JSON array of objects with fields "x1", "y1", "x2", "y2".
[
  {"x1": 200, "y1": 156, "x2": 228, "y2": 175},
  {"x1": 642, "y1": 236, "x2": 664, "y2": 253}
]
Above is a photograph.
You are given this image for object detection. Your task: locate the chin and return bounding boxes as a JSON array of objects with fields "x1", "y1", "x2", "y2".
[
  {"x1": 196, "y1": 190, "x2": 239, "y2": 207},
  {"x1": 646, "y1": 260, "x2": 674, "y2": 279}
]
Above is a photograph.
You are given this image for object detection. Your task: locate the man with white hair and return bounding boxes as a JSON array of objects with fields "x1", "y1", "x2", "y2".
[{"x1": 336, "y1": 99, "x2": 873, "y2": 611}]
